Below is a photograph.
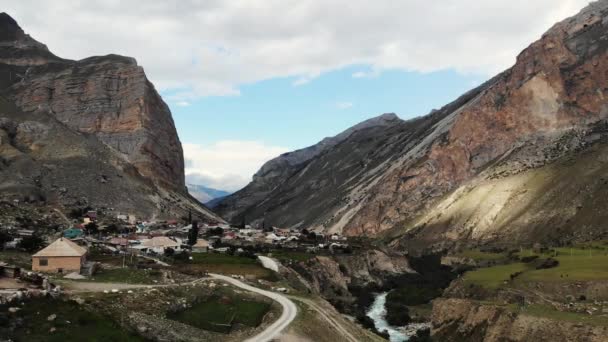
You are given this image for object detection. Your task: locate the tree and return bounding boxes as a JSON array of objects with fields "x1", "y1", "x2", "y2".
[
  {"x1": 164, "y1": 247, "x2": 175, "y2": 256},
  {"x1": 0, "y1": 230, "x2": 13, "y2": 249},
  {"x1": 85, "y1": 222, "x2": 98, "y2": 234},
  {"x1": 188, "y1": 221, "x2": 199, "y2": 246},
  {"x1": 19, "y1": 234, "x2": 45, "y2": 252}
]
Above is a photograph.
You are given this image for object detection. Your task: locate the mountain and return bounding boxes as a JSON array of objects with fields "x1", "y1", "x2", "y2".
[
  {"x1": 186, "y1": 183, "x2": 230, "y2": 206},
  {"x1": 216, "y1": 1, "x2": 608, "y2": 251},
  {"x1": 0, "y1": 13, "x2": 223, "y2": 223}
]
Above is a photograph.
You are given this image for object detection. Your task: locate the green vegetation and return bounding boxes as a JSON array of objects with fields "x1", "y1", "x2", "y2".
[
  {"x1": 0, "y1": 298, "x2": 145, "y2": 342},
  {"x1": 520, "y1": 304, "x2": 608, "y2": 327},
  {"x1": 0, "y1": 250, "x2": 32, "y2": 269},
  {"x1": 519, "y1": 247, "x2": 608, "y2": 282},
  {"x1": 269, "y1": 251, "x2": 314, "y2": 263},
  {"x1": 189, "y1": 253, "x2": 257, "y2": 265},
  {"x1": 454, "y1": 249, "x2": 507, "y2": 261},
  {"x1": 87, "y1": 267, "x2": 163, "y2": 284},
  {"x1": 461, "y1": 244, "x2": 608, "y2": 289},
  {"x1": 462, "y1": 263, "x2": 530, "y2": 289},
  {"x1": 167, "y1": 295, "x2": 270, "y2": 333},
  {"x1": 174, "y1": 252, "x2": 276, "y2": 280}
]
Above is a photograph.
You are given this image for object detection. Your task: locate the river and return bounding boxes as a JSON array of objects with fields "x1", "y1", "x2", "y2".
[{"x1": 366, "y1": 292, "x2": 408, "y2": 342}]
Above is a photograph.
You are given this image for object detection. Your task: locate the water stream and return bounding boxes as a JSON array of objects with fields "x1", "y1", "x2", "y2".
[{"x1": 366, "y1": 292, "x2": 408, "y2": 342}]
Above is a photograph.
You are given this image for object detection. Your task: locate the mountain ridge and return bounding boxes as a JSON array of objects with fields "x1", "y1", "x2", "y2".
[{"x1": 216, "y1": 0, "x2": 608, "y2": 250}]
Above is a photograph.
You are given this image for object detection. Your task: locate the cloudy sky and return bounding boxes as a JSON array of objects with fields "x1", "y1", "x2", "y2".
[{"x1": 2, "y1": 0, "x2": 591, "y2": 191}]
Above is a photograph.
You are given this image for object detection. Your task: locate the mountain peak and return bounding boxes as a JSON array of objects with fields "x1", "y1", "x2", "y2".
[{"x1": 0, "y1": 12, "x2": 23, "y2": 42}]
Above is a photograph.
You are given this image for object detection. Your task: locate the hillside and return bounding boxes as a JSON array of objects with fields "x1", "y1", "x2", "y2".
[
  {"x1": 216, "y1": 0, "x2": 608, "y2": 251},
  {"x1": 0, "y1": 13, "x2": 222, "y2": 222}
]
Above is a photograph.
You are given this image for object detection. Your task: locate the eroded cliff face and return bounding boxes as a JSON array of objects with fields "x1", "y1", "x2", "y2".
[
  {"x1": 217, "y1": 1, "x2": 608, "y2": 250},
  {"x1": 0, "y1": 13, "x2": 184, "y2": 191},
  {"x1": 431, "y1": 298, "x2": 608, "y2": 342},
  {"x1": 283, "y1": 249, "x2": 414, "y2": 308},
  {"x1": 0, "y1": 13, "x2": 220, "y2": 221},
  {"x1": 345, "y1": 2, "x2": 608, "y2": 238}
]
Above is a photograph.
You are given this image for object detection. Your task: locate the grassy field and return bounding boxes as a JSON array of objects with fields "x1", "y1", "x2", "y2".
[
  {"x1": 461, "y1": 245, "x2": 608, "y2": 289},
  {"x1": 87, "y1": 267, "x2": 163, "y2": 284},
  {"x1": 462, "y1": 263, "x2": 530, "y2": 289},
  {"x1": 167, "y1": 295, "x2": 270, "y2": 333},
  {"x1": 519, "y1": 248, "x2": 608, "y2": 282},
  {"x1": 0, "y1": 298, "x2": 145, "y2": 342},
  {"x1": 268, "y1": 251, "x2": 315, "y2": 263},
  {"x1": 454, "y1": 249, "x2": 507, "y2": 261},
  {"x1": 521, "y1": 304, "x2": 608, "y2": 327},
  {"x1": 174, "y1": 253, "x2": 276, "y2": 280},
  {"x1": 0, "y1": 250, "x2": 32, "y2": 269}
]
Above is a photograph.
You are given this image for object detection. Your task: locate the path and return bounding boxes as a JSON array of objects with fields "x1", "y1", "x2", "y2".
[
  {"x1": 59, "y1": 281, "x2": 157, "y2": 292},
  {"x1": 52, "y1": 208, "x2": 72, "y2": 227},
  {"x1": 209, "y1": 273, "x2": 298, "y2": 342},
  {"x1": 289, "y1": 296, "x2": 359, "y2": 342}
]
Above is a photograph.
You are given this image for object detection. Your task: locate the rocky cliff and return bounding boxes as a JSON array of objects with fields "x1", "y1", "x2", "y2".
[
  {"x1": 217, "y1": 1, "x2": 608, "y2": 250},
  {"x1": 0, "y1": 13, "x2": 221, "y2": 222}
]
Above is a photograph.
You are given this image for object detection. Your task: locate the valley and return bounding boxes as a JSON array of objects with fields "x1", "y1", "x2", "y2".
[{"x1": 2, "y1": 1, "x2": 608, "y2": 341}]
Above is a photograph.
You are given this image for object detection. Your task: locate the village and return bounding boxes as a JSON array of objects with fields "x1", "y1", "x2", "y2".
[{"x1": 0, "y1": 205, "x2": 374, "y2": 341}]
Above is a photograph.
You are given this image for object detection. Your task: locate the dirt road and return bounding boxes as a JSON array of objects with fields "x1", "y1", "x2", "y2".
[{"x1": 210, "y1": 273, "x2": 298, "y2": 342}]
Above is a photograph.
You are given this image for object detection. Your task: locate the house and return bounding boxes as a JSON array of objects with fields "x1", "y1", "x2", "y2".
[
  {"x1": 141, "y1": 236, "x2": 181, "y2": 254},
  {"x1": 32, "y1": 238, "x2": 88, "y2": 274},
  {"x1": 86, "y1": 210, "x2": 97, "y2": 221},
  {"x1": 63, "y1": 228, "x2": 84, "y2": 239},
  {"x1": 192, "y1": 239, "x2": 209, "y2": 253}
]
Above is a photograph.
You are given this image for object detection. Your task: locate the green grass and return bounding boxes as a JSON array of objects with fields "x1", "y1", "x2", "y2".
[
  {"x1": 517, "y1": 304, "x2": 608, "y2": 327},
  {"x1": 167, "y1": 296, "x2": 270, "y2": 333},
  {"x1": 188, "y1": 253, "x2": 258, "y2": 265},
  {"x1": 269, "y1": 251, "x2": 314, "y2": 263},
  {"x1": 462, "y1": 246, "x2": 608, "y2": 290},
  {"x1": 87, "y1": 267, "x2": 163, "y2": 284},
  {"x1": 454, "y1": 249, "x2": 507, "y2": 262},
  {"x1": 174, "y1": 253, "x2": 277, "y2": 280},
  {"x1": 463, "y1": 263, "x2": 530, "y2": 289},
  {"x1": 0, "y1": 298, "x2": 145, "y2": 342},
  {"x1": 518, "y1": 247, "x2": 608, "y2": 282},
  {"x1": 0, "y1": 250, "x2": 33, "y2": 269}
]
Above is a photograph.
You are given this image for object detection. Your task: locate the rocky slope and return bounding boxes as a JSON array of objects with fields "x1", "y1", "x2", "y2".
[
  {"x1": 0, "y1": 13, "x2": 222, "y2": 222},
  {"x1": 217, "y1": 1, "x2": 608, "y2": 250},
  {"x1": 431, "y1": 298, "x2": 608, "y2": 342}
]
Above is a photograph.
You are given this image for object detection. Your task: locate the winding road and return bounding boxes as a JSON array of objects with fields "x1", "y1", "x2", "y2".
[{"x1": 210, "y1": 273, "x2": 298, "y2": 342}]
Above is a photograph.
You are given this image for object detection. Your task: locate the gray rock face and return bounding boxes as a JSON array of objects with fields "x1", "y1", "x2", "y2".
[
  {"x1": 0, "y1": 13, "x2": 221, "y2": 222},
  {"x1": 215, "y1": 112, "x2": 403, "y2": 223},
  {"x1": 217, "y1": 1, "x2": 608, "y2": 251}
]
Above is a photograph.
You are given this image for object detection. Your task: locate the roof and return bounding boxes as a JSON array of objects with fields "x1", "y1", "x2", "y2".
[
  {"x1": 32, "y1": 238, "x2": 87, "y2": 257},
  {"x1": 108, "y1": 237, "x2": 129, "y2": 246},
  {"x1": 193, "y1": 239, "x2": 209, "y2": 248},
  {"x1": 141, "y1": 236, "x2": 180, "y2": 248}
]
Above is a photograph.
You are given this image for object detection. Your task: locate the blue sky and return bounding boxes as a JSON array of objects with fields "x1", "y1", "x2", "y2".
[
  {"x1": 4, "y1": 0, "x2": 591, "y2": 191},
  {"x1": 166, "y1": 66, "x2": 481, "y2": 150}
]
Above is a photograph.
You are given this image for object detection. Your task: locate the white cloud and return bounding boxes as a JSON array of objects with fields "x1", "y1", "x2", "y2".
[
  {"x1": 176, "y1": 101, "x2": 190, "y2": 107},
  {"x1": 2, "y1": 0, "x2": 592, "y2": 99},
  {"x1": 336, "y1": 101, "x2": 354, "y2": 110},
  {"x1": 183, "y1": 140, "x2": 289, "y2": 192}
]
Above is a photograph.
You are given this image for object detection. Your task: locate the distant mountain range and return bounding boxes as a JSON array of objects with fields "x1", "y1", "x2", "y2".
[{"x1": 187, "y1": 183, "x2": 231, "y2": 207}]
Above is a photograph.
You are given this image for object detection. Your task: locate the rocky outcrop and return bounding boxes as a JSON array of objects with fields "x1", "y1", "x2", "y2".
[
  {"x1": 216, "y1": 1, "x2": 608, "y2": 250},
  {"x1": 0, "y1": 13, "x2": 221, "y2": 222},
  {"x1": 431, "y1": 298, "x2": 608, "y2": 342},
  {"x1": 285, "y1": 250, "x2": 414, "y2": 306}
]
